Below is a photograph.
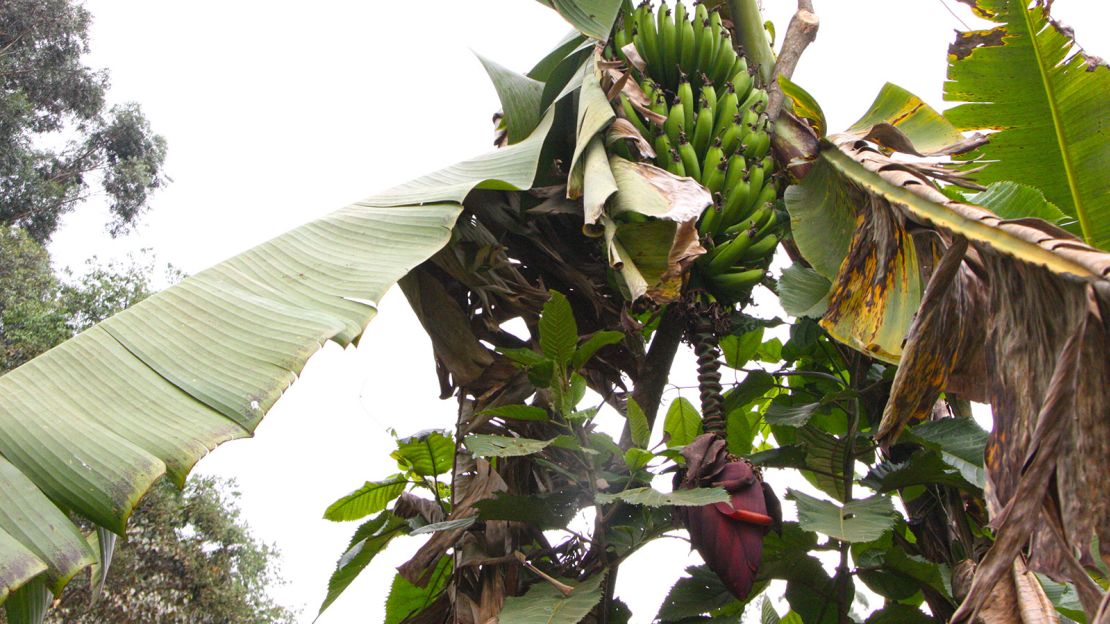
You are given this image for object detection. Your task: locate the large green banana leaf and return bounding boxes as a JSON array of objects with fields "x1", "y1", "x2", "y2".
[
  {"x1": 0, "y1": 105, "x2": 557, "y2": 607},
  {"x1": 944, "y1": 0, "x2": 1110, "y2": 249}
]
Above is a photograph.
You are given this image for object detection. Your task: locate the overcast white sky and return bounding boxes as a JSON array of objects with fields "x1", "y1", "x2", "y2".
[{"x1": 50, "y1": 1, "x2": 1109, "y2": 621}]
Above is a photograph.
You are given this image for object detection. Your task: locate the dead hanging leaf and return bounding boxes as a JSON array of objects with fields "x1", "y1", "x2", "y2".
[
  {"x1": 604, "y1": 216, "x2": 704, "y2": 304},
  {"x1": 795, "y1": 135, "x2": 1110, "y2": 621},
  {"x1": 581, "y1": 135, "x2": 619, "y2": 226},
  {"x1": 607, "y1": 156, "x2": 712, "y2": 223},
  {"x1": 606, "y1": 118, "x2": 656, "y2": 160},
  {"x1": 398, "y1": 459, "x2": 508, "y2": 587}
]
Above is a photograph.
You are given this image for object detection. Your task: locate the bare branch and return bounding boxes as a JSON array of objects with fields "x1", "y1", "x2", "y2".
[{"x1": 767, "y1": 1, "x2": 820, "y2": 121}]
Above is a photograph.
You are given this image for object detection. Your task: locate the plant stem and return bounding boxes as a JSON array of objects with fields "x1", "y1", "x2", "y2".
[
  {"x1": 728, "y1": 0, "x2": 776, "y2": 86},
  {"x1": 623, "y1": 308, "x2": 684, "y2": 448}
]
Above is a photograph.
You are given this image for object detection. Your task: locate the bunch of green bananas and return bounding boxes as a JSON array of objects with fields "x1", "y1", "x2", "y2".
[{"x1": 607, "y1": 1, "x2": 781, "y2": 304}]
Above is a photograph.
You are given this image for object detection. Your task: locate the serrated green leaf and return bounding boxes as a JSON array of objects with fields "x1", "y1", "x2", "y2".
[
  {"x1": 464, "y1": 435, "x2": 555, "y2": 458},
  {"x1": 478, "y1": 54, "x2": 545, "y2": 145},
  {"x1": 663, "y1": 398, "x2": 702, "y2": 448},
  {"x1": 864, "y1": 603, "x2": 933, "y2": 624},
  {"x1": 324, "y1": 476, "x2": 408, "y2": 522},
  {"x1": 499, "y1": 347, "x2": 548, "y2": 367},
  {"x1": 860, "y1": 451, "x2": 974, "y2": 493},
  {"x1": 902, "y1": 418, "x2": 987, "y2": 467},
  {"x1": 789, "y1": 490, "x2": 897, "y2": 543},
  {"x1": 571, "y1": 331, "x2": 624, "y2": 370},
  {"x1": 540, "y1": 291, "x2": 578, "y2": 367},
  {"x1": 623, "y1": 448, "x2": 654, "y2": 472},
  {"x1": 383, "y1": 556, "x2": 451, "y2": 624},
  {"x1": 498, "y1": 569, "x2": 607, "y2": 624},
  {"x1": 318, "y1": 512, "x2": 408, "y2": 616},
  {"x1": 626, "y1": 398, "x2": 650, "y2": 449},
  {"x1": 761, "y1": 597, "x2": 781, "y2": 624},
  {"x1": 595, "y1": 487, "x2": 728, "y2": 507},
  {"x1": 481, "y1": 405, "x2": 550, "y2": 422},
  {"x1": 777, "y1": 265, "x2": 831, "y2": 319},
  {"x1": 720, "y1": 328, "x2": 764, "y2": 370},
  {"x1": 393, "y1": 431, "x2": 455, "y2": 477}
]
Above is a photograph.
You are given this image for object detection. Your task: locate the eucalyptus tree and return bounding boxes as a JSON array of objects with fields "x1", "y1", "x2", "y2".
[{"x1": 0, "y1": 1, "x2": 1107, "y2": 623}]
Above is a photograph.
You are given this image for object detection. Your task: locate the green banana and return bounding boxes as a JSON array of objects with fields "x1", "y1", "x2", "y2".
[
  {"x1": 710, "y1": 267, "x2": 765, "y2": 291},
  {"x1": 702, "y1": 140, "x2": 725, "y2": 186},
  {"x1": 692, "y1": 103, "x2": 715, "y2": 156},
  {"x1": 621, "y1": 94, "x2": 651, "y2": 139},
  {"x1": 677, "y1": 134, "x2": 701, "y2": 181},
  {"x1": 739, "y1": 230, "x2": 780, "y2": 262},
  {"x1": 700, "y1": 82, "x2": 718, "y2": 115},
  {"x1": 664, "y1": 101, "x2": 685, "y2": 145},
  {"x1": 704, "y1": 229, "x2": 756, "y2": 275},
  {"x1": 678, "y1": 77, "x2": 695, "y2": 131},
  {"x1": 713, "y1": 85, "x2": 739, "y2": 140},
  {"x1": 658, "y1": 2, "x2": 677, "y2": 88}
]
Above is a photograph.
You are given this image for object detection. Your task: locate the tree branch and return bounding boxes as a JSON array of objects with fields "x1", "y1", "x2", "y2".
[
  {"x1": 622, "y1": 307, "x2": 684, "y2": 448},
  {"x1": 767, "y1": 1, "x2": 820, "y2": 121}
]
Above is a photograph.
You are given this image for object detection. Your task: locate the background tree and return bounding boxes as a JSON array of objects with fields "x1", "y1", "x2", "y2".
[{"x1": 0, "y1": 0, "x2": 167, "y2": 242}]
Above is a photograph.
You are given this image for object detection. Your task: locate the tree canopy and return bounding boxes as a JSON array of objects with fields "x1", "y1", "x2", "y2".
[{"x1": 0, "y1": 0, "x2": 166, "y2": 242}]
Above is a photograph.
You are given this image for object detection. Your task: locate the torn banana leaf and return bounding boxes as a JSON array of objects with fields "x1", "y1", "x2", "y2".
[{"x1": 791, "y1": 131, "x2": 1110, "y2": 621}]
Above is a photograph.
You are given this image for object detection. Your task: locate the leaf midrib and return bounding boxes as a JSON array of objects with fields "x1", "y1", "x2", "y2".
[{"x1": 1020, "y1": 1, "x2": 1090, "y2": 241}]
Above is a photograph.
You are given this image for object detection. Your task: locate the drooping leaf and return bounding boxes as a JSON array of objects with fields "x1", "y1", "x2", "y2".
[
  {"x1": 383, "y1": 556, "x2": 451, "y2": 624},
  {"x1": 527, "y1": 31, "x2": 588, "y2": 82},
  {"x1": 789, "y1": 490, "x2": 897, "y2": 543},
  {"x1": 3, "y1": 577, "x2": 50, "y2": 624},
  {"x1": 777, "y1": 265, "x2": 831, "y2": 319},
  {"x1": 88, "y1": 527, "x2": 116, "y2": 605},
  {"x1": 540, "y1": 290, "x2": 578, "y2": 367},
  {"x1": 663, "y1": 397, "x2": 702, "y2": 447},
  {"x1": 481, "y1": 405, "x2": 551, "y2": 423},
  {"x1": 324, "y1": 476, "x2": 408, "y2": 522},
  {"x1": 595, "y1": 487, "x2": 729, "y2": 507},
  {"x1": 623, "y1": 449, "x2": 653, "y2": 472},
  {"x1": 497, "y1": 569, "x2": 607, "y2": 624},
  {"x1": 944, "y1": 0, "x2": 1110, "y2": 249},
  {"x1": 0, "y1": 531, "x2": 43, "y2": 606},
  {"x1": 464, "y1": 435, "x2": 555, "y2": 458},
  {"x1": 0, "y1": 100, "x2": 560, "y2": 601},
  {"x1": 318, "y1": 512, "x2": 408, "y2": 616},
  {"x1": 478, "y1": 54, "x2": 545, "y2": 144},
  {"x1": 568, "y1": 50, "x2": 616, "y2": 203},
  {"x1": 607, "y1": 156, "x2": 712, "y2": 223},
  {"x1": 783, "y1": 155, "x2": 855, "y2": 280},
  {"x1": 393, "y1": 431, "x2": 455, "y2": 477},
  {"x1": 625, "y1": 398, "x2": 651, "y2": 449}
]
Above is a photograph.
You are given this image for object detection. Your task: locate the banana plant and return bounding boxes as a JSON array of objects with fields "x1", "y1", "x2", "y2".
[{"x1": 1, "y1": 0, "x2": 1109, "y2": 623}]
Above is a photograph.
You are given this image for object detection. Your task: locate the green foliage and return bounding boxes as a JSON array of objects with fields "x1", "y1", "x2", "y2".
[
  {"x1": 663, "y1": 397, "x2": 702, "y2": 447},
  {"x1": 392, "y1": 431, "x2": 455, "y2": 477},
  {"x1": 384, "y1": 557, "x2": 451, "y2": 624},
  {"x1": 789, "y1": 490, "x2": 897, "y2": 543},
  {"x1": 323, "y1": 476, "x2": 408, "y2": 522},
  {"x1": 497, "y1": 570, "x2": 608, "y2": 624},
  {"x1": 6, "y1": 477, "x2": 297, "y2": 624},
  {"x1": 0, "y1": 0, "x2": 166, "y2": 242},
  {"x1": 318, "y1": 512, "x2": 408, "y2": 616},
  {"x1": 595, "y1": 487, "x2": 728, "y2": 507}
]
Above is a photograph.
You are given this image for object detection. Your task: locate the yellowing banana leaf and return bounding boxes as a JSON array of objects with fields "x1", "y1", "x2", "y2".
[
  {"x1": 790, "y1": 133, "x2": 1110, "y2": 621},
  {"x1": 0, "y1": 107, "x2": 559, "y2": 606},
  {"x1": 944, "y1": 0, "x2": 1110, "y2": 249},
  {"x1": 846, "y1": 83, "x2": 971, "y2": 155}
]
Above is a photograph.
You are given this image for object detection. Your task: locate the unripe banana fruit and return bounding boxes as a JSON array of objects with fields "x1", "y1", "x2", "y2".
[{"x1": 609, "y1": 0, "x2": 781, "y2": 305}]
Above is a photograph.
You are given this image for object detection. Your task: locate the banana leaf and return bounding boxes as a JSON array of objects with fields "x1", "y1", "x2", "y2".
[
  {"x1": 789, "y1": 128, "x2": 1110, "y2": 621},
  {"x1": 944, "y1": 0, "x2": 1110, "y2": 250},
  {"x1": 0, "y1": 106, "x2": 558, "y2": 607}
]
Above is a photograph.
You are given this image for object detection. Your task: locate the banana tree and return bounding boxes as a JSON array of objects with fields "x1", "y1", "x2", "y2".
[{"x1": 1, "y1": 0, "x2": 1109, "y2": 622}]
